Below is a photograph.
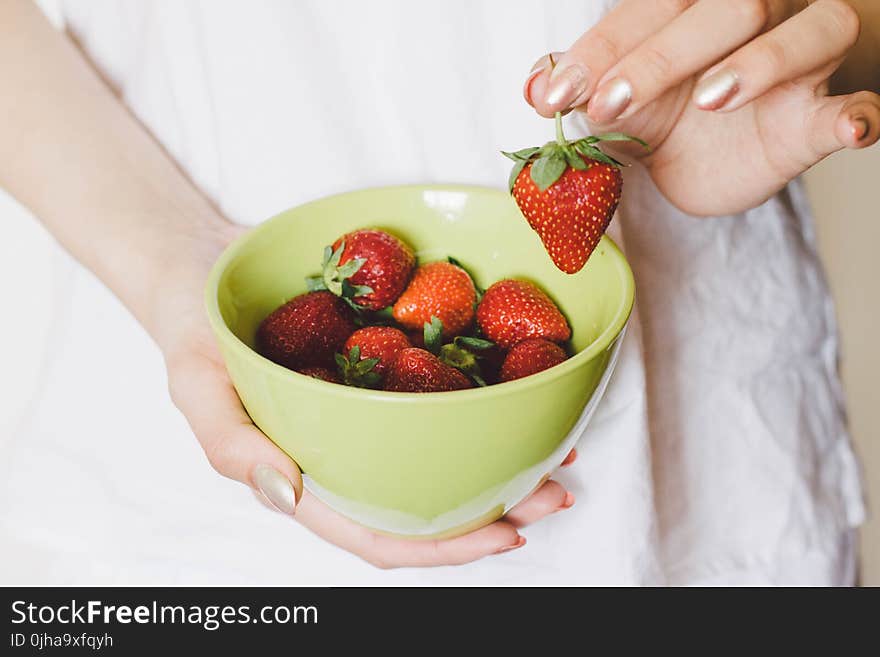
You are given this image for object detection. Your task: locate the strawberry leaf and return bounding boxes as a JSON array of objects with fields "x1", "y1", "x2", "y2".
[
  {"x1": 423, "y1": 316, "x2": 444, "y2": 355},
  {"x1": 575, "y1": 142, "x2": 625, "y2": 168},
  {"x1": 592, "y1": 133, "x2": 650, "y2": 150},
  {"x1": 336, "y1": 257, "x2": 366, "y2": 280},
  {"x1": 564, "y1": 148, "x2": 588, "y2": 170},
  {"x1": 335, "y1": 347, "x2": 382, "y2": 389},
  {"x1": 305, "y1": 275, "x2": 327, "y2": 292},
  {"x1": 354, "y1": 357, "x2": 380, "y2": 375},
  {"x1": 454, "y1": 336, "x2": 494, "y2": 351},
  {"x1": 530, "y1": 152, "x2": 567, "y2": 191},
  {"x1": 501, "y1": 147, "x2": 540, "y2": 162},
  {"x1": 340, "y1": 279, "x2": 373, "y2": 299},
  {"x1": 508, "y1": 159, "x2": 528, "y2": 192}
]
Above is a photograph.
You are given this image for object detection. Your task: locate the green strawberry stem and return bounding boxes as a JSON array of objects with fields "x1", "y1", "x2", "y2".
[{"x1": 555, "y1": 111, "x2": 566, "y2": 146}]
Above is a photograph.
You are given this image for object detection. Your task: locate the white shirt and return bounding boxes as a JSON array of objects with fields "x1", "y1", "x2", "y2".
[{"x1": 0, "y1": 0, "x2": 864, "y2": 585}]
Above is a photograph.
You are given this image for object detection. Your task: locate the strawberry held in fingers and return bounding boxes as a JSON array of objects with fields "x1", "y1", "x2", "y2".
[
  {"x1": 499, "y1": 339, "x2": 568, "y2": 383},
  {"x1": 309, "y1": 229, "x2": 415, "y2": 310},
  {"x1": 256, "y1": 291, "x2": 356, "y2": 370},
  {"x1": 503, "y1": 112, "x2": 647, "y2": 274},
  {"x1": 392, "y1": 261, "x2": 476, "y2": 337},
  {"x1": 477, "y1": 279, "x2": 570, "y2": 349}
]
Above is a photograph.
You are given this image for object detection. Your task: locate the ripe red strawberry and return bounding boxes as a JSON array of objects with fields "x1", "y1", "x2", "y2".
[
  {"x1": 343, "y1": 326, "x2": 411, "y2": 375},
  {"x1": 476, "y1": 279, "x2": 570, "y2": 349},
  {"x1": 256, "y1": 291, "x2": 356, "y2": 370},
  {"x1": 298, "y1": 367, "x2": 342, "y2": 384},
  {"x1": 384, "y1": 348, "x2": 473, "y2": 393},
  {"x1": 310, "y1": 229, "x2": 415, "y2": 310},
  {"x1": 503, "y1": 115, "x2": 646, "y2": 274},
  {"x1": 499, "y1": 339, "x2": 568, "y2": 382},
  {"x1": 392, "y1": 261, "x2": 476, "y2": 337}
]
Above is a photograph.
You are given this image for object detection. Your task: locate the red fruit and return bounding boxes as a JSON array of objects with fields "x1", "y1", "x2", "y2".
[
  {"x1": 476, "y1": 279, "x2": 570, "y2": 349},
  {"x1": 504, "y1": 116, "x2": 646, "y2": 273},
  {"x1": 342, "y1": 326, "x2": 411, "y2": 376},
  {"x1": 328, "y1": 229, "x2": 415, "y2": 310},
  {"x1": 256, "y1": 291, "x2": 356, "y2": 369},
  {"x1": 298, "y1": 367, "x2": 341, "y2": 384},
  {"x1": 499, "y1": 339, "x2": 568, "y2": 382},
  {"x1": 384, "y1": 348, "x2": 472, "y2": 393},
  {"x1": 392, "y1": 261, "x2": 476, "y2": 337}
]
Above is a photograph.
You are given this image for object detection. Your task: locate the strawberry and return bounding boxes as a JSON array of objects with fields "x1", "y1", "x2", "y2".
[
  {"x1": 503, "y1": 112, "x2": 646, "y2": 274},
  {"x1": 256, "y1": 291, "x2": 356, "y2": 370},
  {"x1": 499, "y1": 339, "x2": 568, "y2": 382},
  {"x1": 392, "y1": 261, "x2": 476, "y2": 337},
  {"x1": 476, "y1": 279, "x2": 570, "y2": 349},
  {"x1": 308, "y1": 229, "x2": 415, "y2": 310},
  {"x1": 335, "y1": 326, "x2": 412, "y2": 388},
  {"x1": 384, "y1": 348, "x2": 473, "y2": 393},
  {"x1": 342, "y1": 326, "x2": 411, "y2": 375},
  {"x1": 298, "y1": 367, "x2": 342, "y2": 384}
]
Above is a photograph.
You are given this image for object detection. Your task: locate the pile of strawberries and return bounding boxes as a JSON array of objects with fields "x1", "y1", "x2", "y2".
[{"x1": 256, "y1": 228, "x2": 572, "y2": 393}]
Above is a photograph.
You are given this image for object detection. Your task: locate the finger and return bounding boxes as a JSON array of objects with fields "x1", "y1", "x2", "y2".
[
  {"x1": 560, "y1": 447, "x2": 578, "y2": 467},
  {"x1": 168, "y1": 351, "x2": 304, "y2": 514},
  {"x1": 505, "y1": 480, "x2": 573, "y2": 528},
  {"x1": 693, "y1": 0, "x2": 862, "y2": 112},
  {"x1": 295, "y1": 490, "x2": 524, "y2": 568},
  {"x1": 587, "y1": 0, "x2": 798, "y2": 124},
  {"x1": 527, "y1": 0, "x2": 698, "y2": 117},
  {"x1": 807, "y1": 90, "x2": 880, "y2": 161}
]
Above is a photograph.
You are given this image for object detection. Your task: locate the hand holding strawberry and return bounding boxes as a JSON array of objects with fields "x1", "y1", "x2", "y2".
[{"x1": 503, "y1": 112, "x2": 646, "y2": 274}]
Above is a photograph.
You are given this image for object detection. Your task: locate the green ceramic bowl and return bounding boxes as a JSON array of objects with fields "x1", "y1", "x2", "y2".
[{"x1": 205, "y1": 185, "x2": 634, "y2": 538}]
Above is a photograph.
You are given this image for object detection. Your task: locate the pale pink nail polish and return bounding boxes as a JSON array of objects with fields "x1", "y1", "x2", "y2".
[
  {"x1": 588, "y1": 78, "x2": 633, "y2": 123},
  {"x1": 852, "y1": 116, "x2": 870, "y2": 141},
  {"x1": 494, "y1": 536, "x2": 527, "y2": 554},
  {"x1": 694, "y1": 69, "x2": 740, "y2": 111},
  {"x1": 545, "y1": 63, "x2": 590, "y2": 110},
  {"x1": 523, "y1": 66, "x2": 545, "y2": 104}
]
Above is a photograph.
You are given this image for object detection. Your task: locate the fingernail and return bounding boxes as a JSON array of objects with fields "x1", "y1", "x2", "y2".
[
  {"x1": 852, "y1": 116, "x2": 870, "y2": 141},
  {"x1": 694, "y1": 69, "x2": 740, "y2": 111},
  {"x1": 523, "y1": 66, "x2": 545, "y2": 104},
  {"x1": 560, "y1": 492, "x2": 576, "y2": 509},
  {"x1": 494, "y1": 536, "x2": 526, "y2": 554},
  {"x1": 546, "y1": 62, "x2": 590, "y2": 110},
  {"x1": 253, "y1": 464, "x2": 297, "y2": 515},
  {"x1": 588, "y1": 78, "x2": 633, "y2": 123}
]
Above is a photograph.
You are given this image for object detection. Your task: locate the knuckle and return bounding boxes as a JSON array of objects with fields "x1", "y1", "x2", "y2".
[
  {"x1": 590, "y1": 30, "x2": 624, "y2": 65},
  {"x1": 760, "y1": 37, "x2": 790, "y2": 72},
  {"x1": 639, "y1": 45, "x2": 676, "y2": 82},
  {"x1": 662, "y1": 0, "x2": 696, "y2": 15},
  {"x1": 851, "y1": 90, "x2": 880, "y2": 106},
  {"x1": 203, "y1": 432, "x2": 234, "y2": 478},
  {"x1": 364, "y1": 554, "x2": 394, "y2": 570},
  {"x1": 822, "y1": 0, "x2": 861, "y2": 46},
  {"x1": 735, "y1": 0, "x2": 771, "y2": 31}
]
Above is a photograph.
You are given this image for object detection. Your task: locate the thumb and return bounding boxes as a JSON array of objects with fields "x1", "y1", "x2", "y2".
[
  {"x1": 167, "y1": 349, "x2": 304, "y2": 515},
  {"x1": 807, "y1": 90, "x2": 880, "y2": 160}
]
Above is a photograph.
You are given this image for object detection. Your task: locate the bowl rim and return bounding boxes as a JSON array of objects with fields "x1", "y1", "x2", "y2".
[{"x1": 204, "y1": 184, "x2": 635, "y2": 403}]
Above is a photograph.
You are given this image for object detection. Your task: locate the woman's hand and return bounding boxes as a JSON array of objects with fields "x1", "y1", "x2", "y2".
[
  {"x1": 159, "y1": 225, "x2": 576, "y2": 569},
  {"x1": 524, "y1": 0, "x2": 880, "y2": 216}
]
